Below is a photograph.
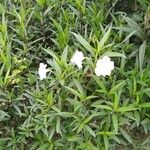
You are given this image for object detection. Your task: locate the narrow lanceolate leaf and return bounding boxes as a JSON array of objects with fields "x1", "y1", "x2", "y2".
[
  {"x1": 103, "y1": 135, "x2": 109, "y2": 150},
  {"x1": 102, "y1": 52, "x2": 126, "y2": 58},
  {"x1": 114, "y1": 91, "x2": 121, "y2": 110},
  {"x1": 4, "y1": 67, "x2": 11, "y2": 85},
  {"x1": 53, "y1": 59, "x2": 62, "y2": 76},
  {"x1": 123, "y1": 16, "x2": 144, "y2": 39},
  {"x1": 0, "y1": 110, "x2": 10, "y2": 121},
  {"x1": 142, "y1": 136, "x2": 150, "y2": 145},
  {"x1": 43, "y1": 48, "x2": 59, "y2": 62},
  {"x1": 61, "y1": 46, "x2": 68, "y2": 61},
  {"x1": 109, "y1": 81, "x2": 126, "y2": 95},
  {"x1": 98, "y1": 24, "x2": 112, "y2": 51},
  {"x1": 85, "y1": 125, "x2": 96, "y2": 137},
  {"x1": 83, "y1": 112, "x2": 98, "y2": 124},
  {"x1": 73, "y1": 79, "x2": 86, "y2": 98},
  {"x1": 142, "y1": 88, "x2": 150, "y2": 93},
  {"x1": 122, "y1": 30, "x2": 137, "y2": 43},
  {"x1": 134, "y1": 111, "x2": 140, "y2": 127},
  {"x1": 64, "y1": 86, "x2": 81, "y2": 99},
  {"x1": 55, "y1": 112, "x2": 73, "y2": 117},
  {"x1": 117, "y1": 105, "x2": 138, "y2": 112},
  {"x1": 71, "y1": 32, "x2": 95, "y2": 55},
  {"x1": 93, "y1": 76, "x2": 107, "y2": 92},
  {"x1": 111, "y1": 135, "x2": 121, "y2": 144},
  {"x1": 139, "y1": 41, "x2": 146, "y2": 71},
  {"x1": 120, "y1": 128, "x2": 132, "y2": 144},
  {"x1": 91, "y1": 104, "x2": 113, "y2": 111},
  {"x1": 56, "y1": 117, "x2": 62, "y2": 136},
  {"x1": 112, "y1": 114, "x2": 118, "y2": 133},
  {"x1": 85, "y1": 95, "x2": 98, "y2": 102},
  {"x1": 140, "y1": 103, "x2": 150, "y2": 108}
]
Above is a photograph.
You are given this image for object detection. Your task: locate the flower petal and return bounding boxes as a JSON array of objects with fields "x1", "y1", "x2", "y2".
[
  {"x1": 38, "y1": 63, "x2": 48, "y2": 80},
  {"x1": 70, "y1": 50, "x2": 85, "y2": 69},
  {"x1": 95, "y1": 56, "x2": 114, "y2": 77}
]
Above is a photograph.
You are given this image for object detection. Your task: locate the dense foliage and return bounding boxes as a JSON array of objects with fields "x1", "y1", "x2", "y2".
[{"x1": 0, "y1": 0, "x2": 150, "y2": 149}]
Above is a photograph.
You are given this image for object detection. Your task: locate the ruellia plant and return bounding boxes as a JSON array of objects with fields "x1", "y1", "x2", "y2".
[{"x1": 0, "y1": 0, "x2": 150, "y2": 150}]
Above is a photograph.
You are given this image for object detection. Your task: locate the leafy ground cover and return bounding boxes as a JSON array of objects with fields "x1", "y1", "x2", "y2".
[{"x1": 0, "y1": 0, "x2": 150, "y2": 149}]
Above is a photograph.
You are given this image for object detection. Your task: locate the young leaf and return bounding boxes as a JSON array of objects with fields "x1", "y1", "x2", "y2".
[
  {"x1": 113, "y1": 91, "x2": 121, "y2": 110},
  {"x1": 61, "y1": 46, "x2": 68, "y2": 62},
  {"x1": 98, "y1": 24, "x2": 112, "y2": 52}
]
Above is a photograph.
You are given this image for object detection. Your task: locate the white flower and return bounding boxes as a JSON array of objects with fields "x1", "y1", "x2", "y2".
[
  {"x1": 95, "y1": 56, "x2": 114, "y2": 76},
  {"x1": 38, "y1": 63, "x2": 48, "y2": 80},
  {"x1": 70, "y1": 50, "x2": 85, "y2": 69}
]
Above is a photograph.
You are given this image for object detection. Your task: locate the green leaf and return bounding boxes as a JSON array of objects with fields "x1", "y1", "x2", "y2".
[
  {"x1": 117, "y1": 105, "x2": 138, "y2": 112},
  {"x1": 83, "y1": 112, "x2": 98, "y2": 124},
  {"x1": 123, "y1": 16, "x2": 143, "y2": 39},
  {"x1": 73, "y1": 79, "x2": 86, "y2": 99},
  {"x1": 38, "y1": 144, "x2": 49, "y2": 150},
  {"x1": 103, "y1": 135, "x2": 109, "y2": 150},
  {"x1": 43, "y1": 48, "x2": 59, "y2": 62},
  {"x1": 55, "y1": 112, "x2": 73, "y2": 118},
  {"x1": 61, "y1": 46, "x2": 68, "y2": 62},
  {"x1": 4, "y1": 67, "x2": 11, "y2": 85},
  {"x1": 93, "y1": 76, "x2": 107, "y2": 92},
  {"x1": 112, "y1": 114, "x2": 118, "y2": 133},
  {"x1": 91, "y1": 104, "x2": 113, "y2": 111},
  {"x1": 137, "y1": 0, "x2": 147, "y2": 10},
  {"x1": 51, "y1": 105, "x2": 61, "y2": 113},
  {"x1": 113, "y1": 91, "x2": 121, "y2": 110},
  {"x1": 140, "y1": 103, "x2": 150, "y2": 108},
  {"x1": 142, "y1": 136, "x2": 150, "y2": 145},
  {"x1": 0, "y1": 110, "x2": 10, "y2": 121},
  {"x1": 122, "y1": 30, "x2": 137, "y2": 43},
  {"x1": 109, "y1": 81, "x2": 126, "y2": 95},
  {"x1": 71, "y1": 32, "x2": 95, "y2": 55},
  {"x1": 98, "y1": 24, "x2": 112, "y2": 51},
  {"x1": 102, "y1": 52, "x2": 126, "y2": 58},
  {"x1": 36, "y1": 0, "x2": 46, "y2": 6},
  {"x1": 64, "y1": 86, "x2": 81, "y2": 99},
  {"x1": 13, "y1": 105, "x2": 22, "y2": 117},
  {"x1": 53, "y1": 59, "x2": 62, "y2": 76},
  {"x1": 120, "y1": 128, "x2": 132, "y2": 144},
  {"x1": 85, "y1": 125, "x2": 96, "y2": 137},
  {"x1": 56, "y1": 117, "x2": 62, "y2": 136},
  {"x1": 139, "y1": 41, "x2": 146, "y2": 72},
  {"x1": 46, "y1": 91, "x2": 54, "y2": 106},
  {"x1": 85, "y1": 95, "x2": 98, "y2": 101},
  {"x1": 111, "y1": 135, "x2": 121, "y2": 144},
  {"x1": 97, "y1": 131, "x2": 114, "y2": 136},
  {"x1": 134, "y1": 111, "x2": 140, "y2": 127},
  {"x1": 142, "y1": 88, "x2": 150, "y2": 93}
]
